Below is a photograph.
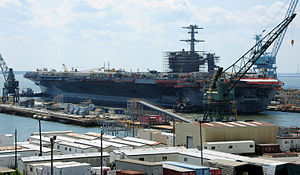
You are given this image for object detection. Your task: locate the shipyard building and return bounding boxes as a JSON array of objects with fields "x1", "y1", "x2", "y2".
[{"x1": 175, "y1": 121, "x2": 277, "y2": 149}]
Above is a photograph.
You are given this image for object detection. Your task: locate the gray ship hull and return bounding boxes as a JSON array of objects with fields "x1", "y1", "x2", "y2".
[
  {"x1": 25, "y1": 71, "x2": 280, "y2": 113},
  {"x1": 34, "y1": 79, "x2": 203, "y2": 109}
]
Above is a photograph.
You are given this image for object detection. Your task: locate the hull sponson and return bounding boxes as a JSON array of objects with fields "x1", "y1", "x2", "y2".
[{"x1": 24, "y1": 71, "x2": 281, "y2": 113}]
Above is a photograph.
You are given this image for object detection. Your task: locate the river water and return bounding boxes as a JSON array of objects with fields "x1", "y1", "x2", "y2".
[{"x1": 0, "y1": 72, "x2": 300, "y2": 141}]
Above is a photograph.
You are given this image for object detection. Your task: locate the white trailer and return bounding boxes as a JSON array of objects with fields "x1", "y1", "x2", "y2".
[{"x1": 204, "y1": 140, "x2": 255, "y2": 154}]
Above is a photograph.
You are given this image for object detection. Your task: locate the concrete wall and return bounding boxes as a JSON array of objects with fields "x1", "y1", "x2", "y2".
[{"x1": 175, "y1": 123, "x2": 202, "y2": 149}]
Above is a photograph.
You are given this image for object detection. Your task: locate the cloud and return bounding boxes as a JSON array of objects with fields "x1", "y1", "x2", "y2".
[
  {"x1": 0, "y1": 0, "x2": 20, "y2": 7},
  {"x1": 0, "y1": 0, "x2": 298, "y2": 72}
]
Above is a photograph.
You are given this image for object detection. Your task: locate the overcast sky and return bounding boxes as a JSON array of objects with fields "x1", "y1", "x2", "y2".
[{"x1": 0, "y1": 0, "x2": 299, "y2": 73}]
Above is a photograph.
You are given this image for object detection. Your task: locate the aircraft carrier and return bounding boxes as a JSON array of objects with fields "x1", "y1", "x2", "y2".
[{"x1": 24, "y1": 25, "x2": 282, "y2": 113}]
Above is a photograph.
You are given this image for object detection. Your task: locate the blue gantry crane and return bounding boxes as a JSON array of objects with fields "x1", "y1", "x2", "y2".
[{"x1": 253, "y1": 0, "x2": 298, "y2": 78}]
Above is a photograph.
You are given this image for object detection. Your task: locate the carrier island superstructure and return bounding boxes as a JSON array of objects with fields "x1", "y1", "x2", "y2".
[{"x1": 24, "y1": 25, "x2": 282, "y2": 113}]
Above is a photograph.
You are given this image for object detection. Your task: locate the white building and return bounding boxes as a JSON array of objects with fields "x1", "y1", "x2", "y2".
[
  {"x1": 203, "y1": 140, "x2": 255, "y2": 154},
  {"x1": 55, "y1": 141, "x2": 98, "y2": 154},
  {"x1": 40, "y1": 162, "x2": 91, "y2": 175},
  {"x1": 26, "y1": 161, "x2": 91, "y2": 175},
  {"x1": 137, "y1": 129, "x2": 171, "y2": 145},
  {"x1": 110, "y1": 147, "x2": 183, "y2": 163},
  {"x1": 19, "y1": 152, "x2": 110, "y2": 175},
  {"x1": 278, "y1": 136, "x2": 300, "y2": 151}
]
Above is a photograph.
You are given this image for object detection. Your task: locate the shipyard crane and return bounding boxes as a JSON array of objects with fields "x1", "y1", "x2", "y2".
[
  {"x1": 62, "y1": 64, "x2": 69, "y2": 72},
  {"x1": 203, "y1": 14, "x2": 296, "y2": 122},
  {"x1": 0, "y1": 54, "x2": 19, "y2": 103},
  {"x1": 253, "y1": 0, "x2": 298, "y2": 77}
]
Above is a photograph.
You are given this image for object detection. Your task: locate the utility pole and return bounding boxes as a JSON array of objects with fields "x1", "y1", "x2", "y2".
[
  {"x1": 14, "y1": 129, "x2": 17, "y2": 169},
  {"x1": 133, "y1": 99, "x2": 137, "y2": 137},
  {"x1": 173, "y1": 118, "x2": 175, "y2": 147},
  {"x1": 199, "y1": 121, "x2": 203, "y2": 166},
  {"x1": 38, "y1": 119, "x2": 42, "y2": 156},
  {"x1": 100, "y1": 130, "x2": 104, "y2": 175},
  {"x1": 50, "y1": 136, "x2": 56, "y2": 175}
]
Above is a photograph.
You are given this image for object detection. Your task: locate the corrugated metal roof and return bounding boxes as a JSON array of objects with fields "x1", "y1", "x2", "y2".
[
  {"x1": 162, "y1": 161, "x2": 209, "y2": 170},
  {"x1": 123, "y1": 137, "x2": 160, "y2": 146},
  {"x1": 117, "y1": 159, "x2": 162, "y2": 166},
  {"x1": 57, "y1": 141, "x2": 92, "y2": 149},
  {"x1": 207, "y1": 159, "x2": 247, "y2": 167},
  {"x1": 21, "y1": 152, "x2": 109, "y2": 162},
  {"x1": 108, "y1": 139, "x2": 145, "y2": 147},
  {"x1": 197, "y1": 121, "x2": 275, "y2": 128},
  {"x1": 54, "y1": 162, "x2": 90, "y2": 168},
  {"x1": 20, "y1": 142, "x2": 51, "y2": 152},
  {"x1": 119, "y1": 147, "x2": 185, "y2": 156},
  {"x1": 163, "y1": 164, "x2": 195, "y2": 172},
  {"x1": 66, "y1": 133, "x2": 97, "y2": 140},
  {"x1": 85, "y1": 132, "x2": 117, "y2": 139}
]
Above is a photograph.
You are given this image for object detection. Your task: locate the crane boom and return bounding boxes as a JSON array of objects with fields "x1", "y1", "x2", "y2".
[
  {"x1": 203, "y1": 13, "x2": 296, "y2": 121},
  {"x1": 271, "y1": 0, "x2": 298, "y2": 57},
  {"x1": 224, "y1": 13, "x2": 296, "y2": 91},
  {"x1": 0, "y1": 54, "x2": 9, "y2": 81}
]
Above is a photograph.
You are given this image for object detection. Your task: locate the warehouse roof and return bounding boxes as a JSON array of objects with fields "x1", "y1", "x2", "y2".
[
  {"x1": 74, "y1": 139, "x2": 110, "y2": 149},
  {"x1": 207, "y1": 159, "x2": 247, "y2": 167},
  {"x1": 56, "y1": 136, "x2": 78, "y2": 143},
  {"x1": 29, "y1": 135, "x2": 51, "y2": 142},
  {"x1": 66, "y1": 133, "x2": 97, "y2": 140},
  {"x1": 123, "y1": 137, "x2": 160, "y2": 146},
  {"x1": 21, "y1": 152, "x2": 109, "y2": 163},
  {"x1": 163, "y1": 161, "x2": 209, "y2": 170},
  {"x1": 54, "y1": 162, "x2": 90, "y2": 168},
  {"x1": 194, "y1": 121, "x2": 275, "y2": 128},
  {"x1": 163, "y1": 164, "x2": 195, "y2": 172},
  {"x1": 85, "y1": 132, "x2": 117, "y2": 139},
  {"x1": 180, "y1": 148, "x2": 287, "y2": 166},
  {"x1": 31, "y1": 131, "x2": 74, "y2": 136},
  {"x1": 108, "y1": 138, "x2": 145, "y2": 147},
  {"x1": 116, "y1": 159, "x2": 162, "y2": 166},
  {"x1": 20, "y1": 142, "x2": 51, "y2": 152},
  {"x1": 115, "y1": 147, "x2": 185, "y2": 156},
  {"x1": 0, "y1": 166, "x2": 15, "y2": 173},
  {"x1": 56, "y1": 141, "x2": 93, "y2": 149}
]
